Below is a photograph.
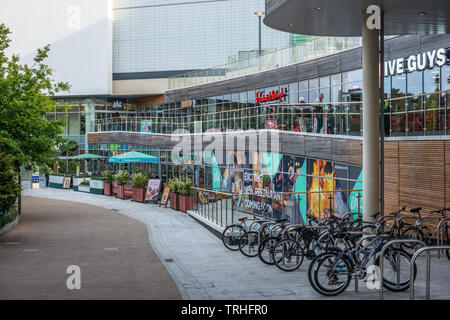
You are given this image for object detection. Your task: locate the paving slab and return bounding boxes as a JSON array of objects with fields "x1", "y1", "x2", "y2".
[
  {"x1": 19, "y1": 187, "x2": 450, "y2": 300},
  {"x1": 0, "y1": 196, "x2": 181, "y2": 300}
]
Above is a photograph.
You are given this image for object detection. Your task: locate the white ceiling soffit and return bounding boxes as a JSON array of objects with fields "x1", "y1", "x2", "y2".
[{"x1": 264, "y1": 0, "x2": 450, "y2": 36}]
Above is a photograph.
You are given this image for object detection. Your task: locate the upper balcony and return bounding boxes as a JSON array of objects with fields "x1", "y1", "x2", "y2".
[{"x1": 167, "y1": 37, "x2": 362, "y2": 90}]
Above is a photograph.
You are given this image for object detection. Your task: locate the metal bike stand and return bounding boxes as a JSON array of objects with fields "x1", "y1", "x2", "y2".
[
  {"x1": 410, "y1": 245, "x2": 450, "y2": 300},
  {"x1": 379, "y1": 239, "x2": 426, "y2": 300},
  {"x1": 436, "y1": 218, "x2": 450, "y2": 259}
]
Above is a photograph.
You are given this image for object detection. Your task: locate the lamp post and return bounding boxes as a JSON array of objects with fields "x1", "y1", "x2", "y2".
[{"x1": 254, "y1": 11, "x2": 264, "y2": 56}]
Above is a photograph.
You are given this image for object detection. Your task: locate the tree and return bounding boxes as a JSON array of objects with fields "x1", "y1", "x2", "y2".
[
  {"x1": 0, "y1": 23, "x2": 70, "y2": 168},
  {"x1": 0, "y1": 23, "x2": 70, "y2": 215}
]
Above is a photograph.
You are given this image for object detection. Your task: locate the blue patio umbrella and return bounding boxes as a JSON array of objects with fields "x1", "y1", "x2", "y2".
[{"x1": 108, "y1": 151, "x2": 159, "y2": 164}]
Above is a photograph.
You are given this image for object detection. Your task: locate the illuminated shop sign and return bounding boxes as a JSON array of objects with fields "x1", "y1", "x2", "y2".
[
  {"x1": 384, "y1": 48, "x2": 449, "y2": 76},
  {"x1": 112, "y1": 101, "x2": 123, "y2": 110},
  {"x1": 181, "y1": 100, "x2": 193, "y2": 108},
  {"x1": 256, "y1": 87, "x2": 288, "y2": 104}
]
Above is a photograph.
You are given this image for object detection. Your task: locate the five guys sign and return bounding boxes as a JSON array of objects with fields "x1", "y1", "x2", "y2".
[{"x1": 256, "y1": 87, "x2": 288, "y2": 104}]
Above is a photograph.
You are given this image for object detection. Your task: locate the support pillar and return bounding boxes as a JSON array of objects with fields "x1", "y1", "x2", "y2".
[{"x1": 362, "y1": 12, "x2": 380, "y2": 222}]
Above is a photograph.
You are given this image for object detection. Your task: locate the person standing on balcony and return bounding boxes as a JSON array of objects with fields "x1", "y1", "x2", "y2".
[{"x1": 314, "y1": 93, "x2": 324, "y2": 133}]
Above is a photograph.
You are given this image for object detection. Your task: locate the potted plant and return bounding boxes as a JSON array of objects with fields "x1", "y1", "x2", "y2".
[
  {"x1": 168, "y1": 178, "x2": 180, "y2": 211},
  {"x1": 178, "y1": 177, "x2": 193, "y2": 213},
  {"x1": 48, "y1": 172, "x2": 65, "y2": 188},
  {"x1": 90, "y1": 175, "x2": 104, "y2": 195},
  {"x1": 114, "y1": 170, "x2": 129, "y2": 199},
  {"x1": 132, "y1": 172, "x2": 147, "y2": 203},
  {"x1": 78, "y1": 181, "x2": 90, "y2": 193},
  {"x1": 102, "y1": 170, "x2": 114, "y2": 196},
  {"x1": 73, "y1": 174, "x2": 89, "y2": 191}
]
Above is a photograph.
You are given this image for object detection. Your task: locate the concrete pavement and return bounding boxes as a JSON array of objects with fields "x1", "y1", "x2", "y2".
[{"x1": 11, "y1": 187, "x2": 450, "y2": 300}]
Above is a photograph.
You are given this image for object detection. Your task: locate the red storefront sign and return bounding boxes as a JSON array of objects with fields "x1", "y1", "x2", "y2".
[{"x1": 256, "y1": 88, "x2": 287, "y2": 104}]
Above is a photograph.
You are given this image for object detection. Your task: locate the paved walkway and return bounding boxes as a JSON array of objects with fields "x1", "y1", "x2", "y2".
[
  {"x1": 12, "y1": 187, "x2": 450, "y2": 300},
  {"x1": 0, "y1": 196, "x2": 181, "y2": 299}
]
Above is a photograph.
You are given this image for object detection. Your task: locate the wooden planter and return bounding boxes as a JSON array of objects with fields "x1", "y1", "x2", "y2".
[
  {"x1": 116, "y1": 185, "x2": 125, "y2": 199},
  {"x1": 124, "y1": 184, "x2": 133, "y2": 200},
  {"x1": 104, "y1": 182, "x2": 112, "y2": 196},
  {"x1": 112, "y1": 182, "x2": 118, "y2": 197},
  {"x1": 170, "y1": 193, "x2": 179, "y2": 211},
  {"x1": 179, "y1": 195, "x2": 193, "y2": 213},
  {"x1": 133, "y1": 187, "x2": 146, "y2": 203}
]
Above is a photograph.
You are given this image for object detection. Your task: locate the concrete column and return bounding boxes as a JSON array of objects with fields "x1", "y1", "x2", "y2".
[{"x1": 362, "y1": 12, "x2": 380, "y2": 222}]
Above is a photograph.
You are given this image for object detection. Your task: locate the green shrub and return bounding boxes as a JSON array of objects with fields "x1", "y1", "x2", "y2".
[
  {"x1": 0, "y1": 154, "x2": 21, "y2": 215},
  {"x1": 114, "y1": 170, "x2": 129, "y2": 185},
  {"x1": 90, "y1": 175, "x2": 103, "y2": 181},
  {"x1": 179, "y1": 177, "x2": 193, "y2": 196},
  {"x1": 79, "y1": 181, "x2": 90, "y2": 187},
  {"x1": 101, "y1": 170, "x2": 114, "y2": 183},
  {"x1": 132, "y1": 172, "x2": 147, "y2": 189}
]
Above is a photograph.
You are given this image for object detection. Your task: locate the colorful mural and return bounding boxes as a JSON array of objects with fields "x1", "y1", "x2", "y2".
[{"x1": 203, "y1": 150, "x2": 362, "y2": 224}]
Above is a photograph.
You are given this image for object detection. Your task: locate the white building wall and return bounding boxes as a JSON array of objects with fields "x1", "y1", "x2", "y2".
[{"x1": 0, "y1": 0, "x2": 113, "y2": 96}]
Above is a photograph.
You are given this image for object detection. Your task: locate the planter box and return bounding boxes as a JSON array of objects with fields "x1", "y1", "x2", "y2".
[
  {"x1": 104, "y1": 182, "x2": 113, "y2": 196},
  {"x1": 179, "y1": 195, "x2": 193, "y2": 213},
  {"x1": 90, "y1": 180, "x2": 104, "y2": 195},
  {"x1": 77, "y1": 185, "x2": 90, "y2": 193},
  {"x1": 112, "y1": 182, "x2": 118, "y2": 197},
  {"x1": 116, "y1": 185, "x2": 125, "y2": 199},
  {"x1": 49, "y1": 175, "x2": 64, "y2": 188},
  {"x1": 124, "y1": 185, "x2": 133, "y2": 200},
  {"x1": 170, "y1": 193, "x2": 179, "y2": 211},
  {"x1": 133, "y1": 187, "x2": 146, "y2": 203}
]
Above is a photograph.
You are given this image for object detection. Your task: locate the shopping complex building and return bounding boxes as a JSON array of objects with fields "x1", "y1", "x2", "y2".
[{"x1": 3, "y1": 0, "x2": 449, "y2": 223}]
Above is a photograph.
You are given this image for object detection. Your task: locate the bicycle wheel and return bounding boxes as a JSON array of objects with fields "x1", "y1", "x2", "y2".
[
  {"x1": 222, "y1": 224, "x2": 246, "y2": 251},
  {"x1": 375, "y1": 248, "x2": 417, "y2": 292},
  {"x1": 258, "y1": 236, "x2": 282, "y2": 265},
  {"x1": 273, "y1": 239, "x2": 304, "y2": 271},
  {"x1": 400, "y1": 226, "x2": 425, "y2": 253},
  {"x1": 308, "y1": 251, "x2": 352, "y2": 296},
  {"x1": 239, "y1": 231, "x2": 259, "y2": 257}
]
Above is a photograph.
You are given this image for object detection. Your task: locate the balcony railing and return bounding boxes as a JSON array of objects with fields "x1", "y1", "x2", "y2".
[
  {"x1": 168, "y1": 37, "x2": 362, "y2": 90},
  {"x1": 93, "y1": 90, "x2": 450, "y2": 138}
]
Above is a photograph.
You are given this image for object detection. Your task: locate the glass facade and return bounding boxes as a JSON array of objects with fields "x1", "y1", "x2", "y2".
[
  {"x1": 95, "y1": 64, "x2": 450, "y2": 137},
  {"x1": 113, "y1": 0, "x2": 290, "y2": 74}
]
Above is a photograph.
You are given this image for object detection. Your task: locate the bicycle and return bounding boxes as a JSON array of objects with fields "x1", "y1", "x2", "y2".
[{"x1": 307, "y1": 222, "x2": 417, "y2": 296}]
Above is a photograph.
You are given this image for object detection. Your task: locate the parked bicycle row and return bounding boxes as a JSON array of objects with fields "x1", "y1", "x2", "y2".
[{"x1": 221, "y1": 206, "x2": 450, "y2": 296}]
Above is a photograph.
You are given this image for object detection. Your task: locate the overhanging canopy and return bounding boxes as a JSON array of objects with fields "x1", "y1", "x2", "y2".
[
  {"x1": 108, "y1": 151, "x2": 159, "y2": 164},
  {"x1": 264, "y1": 0, "x2": 450, "y2": 36}
]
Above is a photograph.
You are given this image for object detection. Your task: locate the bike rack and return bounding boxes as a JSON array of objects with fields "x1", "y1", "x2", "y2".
[
  {"x1": 436, "y1": 218, "x2": 450, "y2": 259},
  {"x1": 410, "y1": 245, "x2": 450, "y2": 300},
  {"x1": 379, "y1": 239, "x2": 426, "y2": 300}
]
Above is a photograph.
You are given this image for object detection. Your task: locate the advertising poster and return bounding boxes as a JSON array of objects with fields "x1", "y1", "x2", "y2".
[
  {"x1": 63, "y1": 176, "x2": 71, "y2": 189},
  {"x1": 141, "y1": 120, "x2": 152, "y2": 133},
  {"x1": 145, "y1": 179, "x2": 161, "y2": 201},
  {"x1": 160, "y1": 187, "x2": 170, "y2": 206}
]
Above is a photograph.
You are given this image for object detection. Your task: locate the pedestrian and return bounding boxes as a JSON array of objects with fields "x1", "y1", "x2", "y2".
[{"x1": 314, "y1": 93, "x2": 324, "y2": 133}]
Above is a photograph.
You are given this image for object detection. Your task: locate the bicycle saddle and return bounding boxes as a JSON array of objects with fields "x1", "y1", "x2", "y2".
[
  {"x1": 238, "y1": 217, "x2": 248, "y2": 222},
  {"x1": 275, "y1": 218, "x2": 288, "y2": 223},
  {"x1": 410, "y1": 207, "x2": 422, "y2": 213}
]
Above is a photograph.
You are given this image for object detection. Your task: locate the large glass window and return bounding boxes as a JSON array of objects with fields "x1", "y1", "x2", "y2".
[
  {"x1": 391, "y1": 74, "x2": 406, "y2": 135},
  {"x1": 407, "y1": 71, "x2": 424, "y2": 134},
  {"x1": 424, "y1": 67, "x2": 443, "y2": 134}
]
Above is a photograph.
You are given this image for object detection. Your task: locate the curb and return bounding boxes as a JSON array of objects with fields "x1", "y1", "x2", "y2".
[{"x1": 0, "y1": 216, "x2": 19, "y2": 237}]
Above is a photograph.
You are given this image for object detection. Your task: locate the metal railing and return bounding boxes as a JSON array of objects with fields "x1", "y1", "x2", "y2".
[
  {"x1": 93, "y1": 90, "x2": 450, "y2": 138},
  {"x1": 379, "y1": 239, "x2": 426, "y2": 300},
  {"x1": 190, "y1": 187, "x2": 363, "y2": 228},
  {"x1": 410, "y1": 246, "x2": 450, "y2": 300},
  {"x1": 168, "y1": 37, "x2": 362, "y2": 90}
]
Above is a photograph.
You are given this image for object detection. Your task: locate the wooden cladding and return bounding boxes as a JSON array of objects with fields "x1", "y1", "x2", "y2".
[{"x1": 384, "y1": 140, "x2": 449, "y2": 217}]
